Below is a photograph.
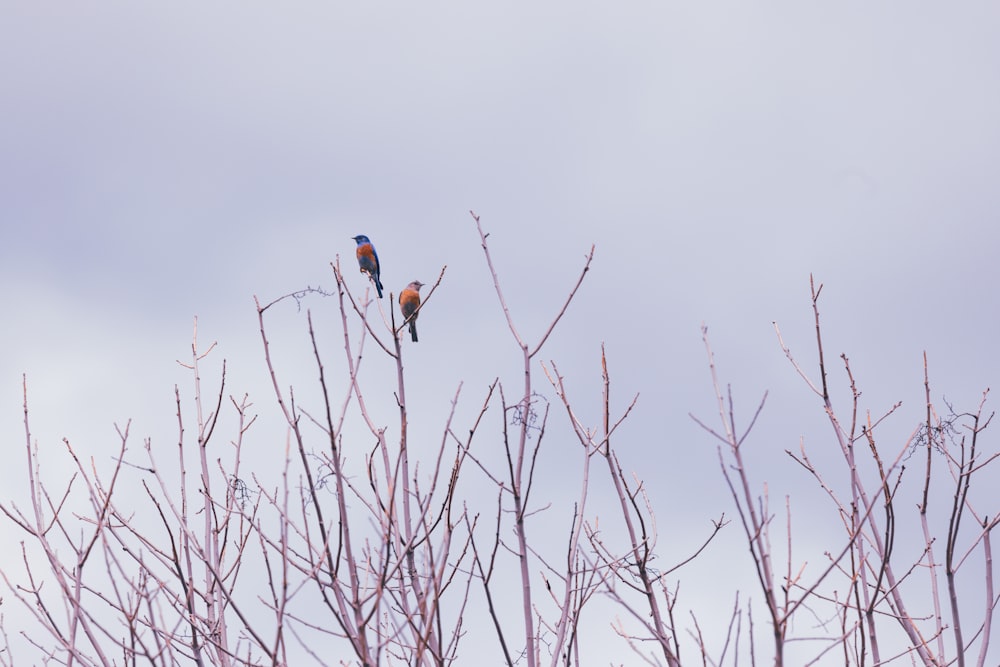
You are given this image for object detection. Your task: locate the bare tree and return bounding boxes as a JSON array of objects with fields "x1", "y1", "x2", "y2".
[{"x1": 2, "y1": 225, "x2": 996, "y2": 667}]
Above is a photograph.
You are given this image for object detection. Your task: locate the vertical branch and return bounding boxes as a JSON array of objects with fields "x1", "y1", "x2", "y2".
[
  {"x1": 809, "y1": 275, "x2": 829, "y2": 402},
  {"x1": 306, "y1": 304, "x2": 374, "y2": 662},
  {"x1": 976, "y1": 516, "x2": 998, "y2": 667},
  {"x1": 255, "y1": 287, "x2": 373, "y2": 663},
  {"x1": 188, "y1": 319, "x2": 232, "y2": 665},
  {"x1": 470, "y1": 211, "x2": 593, "y2": 667},
  {"x1": 391, "y1": 305, "x2": 440, "y2": 663},
  {"x1": 545, "y1": 349, "x2": 682, "y2": 667},
  {"x1": 698, "y1": 324, "x2": 784, "y2": 664},
  {"x1": 471, "y1": 211, "x2": 537, "y2": 667},
  {"x1": 919, "y1": 352, "x2": 946, "y2": 660},
  {"x1": 944, "y1": 390, "x2": 991, "y2": 667},
  {"x1": 538, "y1": 360, "x2": 597, "y2": 667}
]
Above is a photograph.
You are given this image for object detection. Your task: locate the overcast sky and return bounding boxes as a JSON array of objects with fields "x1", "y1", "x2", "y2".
[{"x1": 2, "y1": 3, "x2": 999, "y2": 664}]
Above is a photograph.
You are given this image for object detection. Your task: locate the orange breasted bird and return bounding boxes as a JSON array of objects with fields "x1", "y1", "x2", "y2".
[
  {"x1": 352, "y1": 235, "x2": 383, "y2": 298},
  {"x1": 399, "y1": 281, "x2": 424, "y2": 342}
]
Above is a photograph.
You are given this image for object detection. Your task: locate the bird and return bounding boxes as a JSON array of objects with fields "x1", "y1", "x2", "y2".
[
  {"x1": 398, "y1": 281, "x2": 424, "y2": 342},
  {"x1": 352, "y1": 235, "x2": 384, "y2": 298}
]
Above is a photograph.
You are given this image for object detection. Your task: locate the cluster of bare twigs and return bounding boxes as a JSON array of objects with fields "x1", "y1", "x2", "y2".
[
  {"x1": 1, "y1": 324, "x2": 258, "y2": 666},
  {"x1": 1, "y1": 222, "x2": 996, "y2": 666},
  {"x1": 693, "y1": 276, "x2": 999, "y2": 666},
  {"x1": 463, "y1": 212, "x2": 724, "y2": 667}
]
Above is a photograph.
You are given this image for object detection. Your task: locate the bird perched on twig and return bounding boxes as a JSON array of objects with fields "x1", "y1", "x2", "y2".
[
  {"x1": 399, "y1": 281, "x2": 424, "y2": 342},
  {"x1": 352, "y1": 235, "x2": 383, "y2": 298}
]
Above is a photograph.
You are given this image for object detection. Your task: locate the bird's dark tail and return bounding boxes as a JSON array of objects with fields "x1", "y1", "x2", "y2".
[
  {"x1": 409, "y1": 321, "x2": 418, "y2": 343},
  {"x1": 374, "y1": 276, "x2": 384, "y2": 299}
]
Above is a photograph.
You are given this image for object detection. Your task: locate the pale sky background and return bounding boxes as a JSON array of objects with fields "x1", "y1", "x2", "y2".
[{"x1": 2, "y1": 3, "x2": 1000, "y2": 665}]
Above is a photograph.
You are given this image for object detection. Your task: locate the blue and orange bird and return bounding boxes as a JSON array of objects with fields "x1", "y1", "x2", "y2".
[
  {"x1": 352, "y1": 235, "x2": 384, "y2": 298},
  {"x1": 399, "y1": 281, "x2": 424, "y2": 342}
]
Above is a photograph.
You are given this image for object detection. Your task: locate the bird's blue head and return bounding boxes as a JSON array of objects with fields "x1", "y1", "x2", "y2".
[{"x1": 352, "y1": 235, "x2": 371, "y2": 245}]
